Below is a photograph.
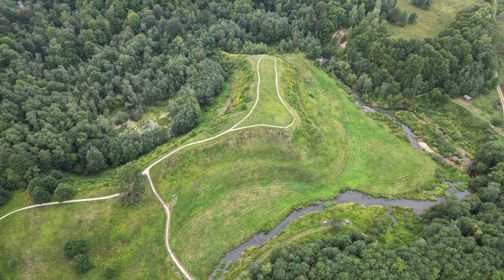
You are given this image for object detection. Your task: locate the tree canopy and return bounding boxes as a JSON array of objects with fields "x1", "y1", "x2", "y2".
[
  {"x1": 0, "y1": 0, "x2": 414, "y2": 204},
  {"x1": 326, "y1": 4, "x2": 498, "y2": 109}
]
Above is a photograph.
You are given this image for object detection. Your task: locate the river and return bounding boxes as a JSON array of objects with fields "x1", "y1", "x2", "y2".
[
  {"x1": 209, "y1": 186, "x2": 469, "y2": 279},
  {"x1": 209, "y1": 97, "x2": 470, "y2": 279}
]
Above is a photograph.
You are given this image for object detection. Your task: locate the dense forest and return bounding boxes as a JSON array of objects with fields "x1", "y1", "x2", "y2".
[
  {"x1": 245, "y1": 141, "x2": 504, "y2": 280},
  {"x1": 327, "y1": 4, "x2": 498, "y2": 109},
  {"x1": 0, "y1": 0, "x2": 498, "y2": 205},
  {"x1": 0, "y1": 0, "x2": 421, "y2": 204},
  {"x1": 1, "y1": 0, "x2": 503, "y2": 278}
]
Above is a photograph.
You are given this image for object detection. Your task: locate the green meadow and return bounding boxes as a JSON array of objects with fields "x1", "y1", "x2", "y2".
[
  {"x1": 238, "y1": 57, "x2": 293, "y2": 127},
  {"x1": 150, "y1": 54, "x2": 439, "y2": 278},
  {"x1": 0, "y1": 190, "x2": 179, "y2": 279},
  {"x1": 1, "y1": 54, "x2": 445, "y2": 279},
  {"x1": 387, "y1": 0, "x2": 481, "y2": 39}
]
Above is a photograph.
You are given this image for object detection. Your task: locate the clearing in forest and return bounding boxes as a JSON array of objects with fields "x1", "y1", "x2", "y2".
[{"x1": 387, "y1": 0, "x2": 480, "y2": 39}]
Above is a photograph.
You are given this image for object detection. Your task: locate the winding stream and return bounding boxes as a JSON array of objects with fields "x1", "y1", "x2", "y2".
[
  {"x1": 210, "y1": 186, "x2": 469, "y2": 279},
  {"x1": 210, "y1": 98, "x2": 470, "y2": 279},
  {"x1": 355, "y1": 97, "x2": 473, "y2": 166},
  {"x1": 354, "y1": 98, "x2": 421, "y2": 149}
]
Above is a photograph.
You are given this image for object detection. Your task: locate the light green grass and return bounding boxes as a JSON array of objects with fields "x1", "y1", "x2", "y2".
[
  {"x1": 0, "y1": 54, "x2": 442, "y2": 279},
  {"x1": 238, "y1": 57, "x2": 293, "y2": 127},
  {"x1": 222, "y1": 203, "x2": 420, "y2": 279},
  {"x1": 0, "y1": 55, "x2": 257, "y2": 280},
  {"x1": 0, "y1": 191, "x2": 30, "y2": 218},
  {"x1": 387, "y1": 0, "x2": 481, "y2": 39},
  {"x1": 150, "y1": 54, "x2": 439, "y2": 278},
  {"x1": 0, "y1": 190, "x2": 179, "y2": 280},
  {"x1": 455, "y1": 93, "x2": 504, "y2": 130}
]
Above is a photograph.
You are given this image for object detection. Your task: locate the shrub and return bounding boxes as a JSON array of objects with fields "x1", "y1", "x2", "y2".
[
  {"x1": 170, "y1": 87, "x2": 201, "y2": 136},
  {"x1": 242, "y1": 41, "x2": 268, "y2": 54},
  {"x1": 412, "y1": 0, "x2": 432, "y2": 8},
  {"x1": 0, "y1": 188, "x2": 10, "y2": 206},
  {"x1": 490, "y1": 116, "x2": 503, "y2": 127},
  {"x1": 28, "y1": 176, "x2": 59, "y2": 194},
  {"x1": 73, "y1": 254, "x2": 94, "y2": 274},
  {"x1": 63, "y1": 240, "x2": 88, "y2": 260},
  {"x1": 49, "y1": 170, "x2": 64, "y2": 180},
  {"x1": 8, "y1": 258, "x2": 17, "y2": 270},
  {"x1": 115, "y1": 111, "x2": 130, "y2": 125},
  {"x1": 31, "y1": 187, "x2": 51, "y2": 204},
  {"x1": 104, "y1": 266, "x2": 118, "y2": 279},
  {"x1": 408, "y1": 12, "x2": 417, "y2": 24},
  {"x1": 118, "y1": 163, "x2": 145, "y2": 207},
  {"x1": 54, "y1": 184, "x2": 75, "y2": 202}
]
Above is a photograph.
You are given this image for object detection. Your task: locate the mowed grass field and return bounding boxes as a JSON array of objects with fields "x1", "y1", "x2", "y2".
[
  {"x1": 387, "y1": 0, "x2": 481, "y2": 39},
  {"x1": 150, "y1": 54, "x2": 439, "y2": 278},
  {"x1": 0, "y1": 56, "x2": 261, "y2": 280},
  {"x1": 238, "y1": 57, "x2": 293, "y2": 127},
  {"x1": 0, "y1": 189, "x2": 180, "y2": 280}
]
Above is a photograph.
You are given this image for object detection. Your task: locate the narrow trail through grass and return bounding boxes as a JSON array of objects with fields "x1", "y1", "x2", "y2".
[
  {"x1": 150, "y1": 54, "x2": 438, "y2": 278},
  {"x1": 0, "y1": 194, "x2": 121, "y2": 222},
  {"x1": 0, "y1": 55, "x2": 440, "y2": 279},
  {"x1": 497, "y1": 84, "x2": 504, "y2": 118},
  {"x1": 143, "y1": 56, "x2": 295, "y2": 279}
]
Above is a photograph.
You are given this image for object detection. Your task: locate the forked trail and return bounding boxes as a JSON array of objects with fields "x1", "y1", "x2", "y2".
[
  {"x1": 142, "y1": 57, "x2": 295, "y2": 279},
  {"x1": 0, "y1": 56, "x2": 296, "y2": 280}
]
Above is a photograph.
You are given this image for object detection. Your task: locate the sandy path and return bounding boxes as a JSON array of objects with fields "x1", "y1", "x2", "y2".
[
  {"x1": 0, "y1": 194, "x2": 121, "y2": 221},
  {"x1": 142, "y1": 57, "x2": 295, "y2": 279},
  {"x1": 0, "y1": 56, "x2": 295, "y2": 280},
  {"x1": 497, "y1": 83, "x2": 504, "y2": 118}
]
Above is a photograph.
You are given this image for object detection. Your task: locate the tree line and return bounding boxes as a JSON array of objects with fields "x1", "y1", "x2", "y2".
[
  {"x1": 0, "y1": 0, "x2": 416, "y2": 204},
  {"x1": 0, "y1": 0, "x2": 496, "y2": 205},
  {"x1": 245, "y1": 140, "x2": 504, "y2": 279},
  {"x1": 326, "y1": 3, "x2": 498, "y2": 109}
]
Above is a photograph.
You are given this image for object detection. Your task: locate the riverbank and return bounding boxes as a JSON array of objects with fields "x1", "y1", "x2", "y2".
[{"x1": 210, "y1": 186, "x2": 469, "y2": 279}]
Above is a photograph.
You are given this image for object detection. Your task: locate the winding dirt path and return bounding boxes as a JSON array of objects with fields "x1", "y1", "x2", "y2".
[
  {"x1": 142, "y1": 57, "x2": 295, "y2": 279},
  {"x1": 0, "y1": 193, "x2": 121, "y2": 221},
  {"x1": 497, "y1": 83, "x2": 504, "y2": 118},
  {"x1": 452, "y1": 99, "x2": 504, "y2": 138},
  {"x1": 0, "y1": 56, "x2": 295, "y2": 280}
]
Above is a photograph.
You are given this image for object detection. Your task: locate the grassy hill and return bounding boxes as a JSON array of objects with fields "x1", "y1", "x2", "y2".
[
  {"x1": 0, "y1": 190, "x2": 178, "y2": 279},
  {"x1": 0, "y1": 54, "x2": 443, "y2": 279},
  {"x1": 150, "y1": 54, "x2": 439, "y2": 277}
]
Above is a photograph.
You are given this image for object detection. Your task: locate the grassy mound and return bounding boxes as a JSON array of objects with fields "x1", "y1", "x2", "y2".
[
  {"x1": 150, "y1": 54, "x2": 438, "y2": 277},
  {"x1": 0, "y1": 54, "x2": 443, "y2": 279},
  {"x1": 237, "y1": 57, "x2": 293, "y2": 127},
  {"x1": 0, "y1": 56, "x2": 260, "y2": 280}
]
